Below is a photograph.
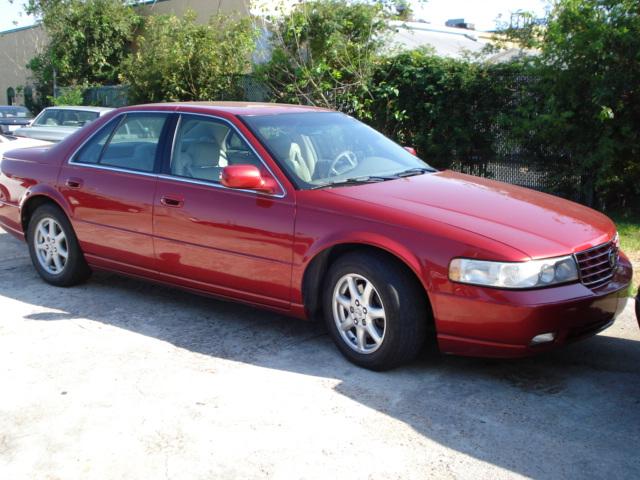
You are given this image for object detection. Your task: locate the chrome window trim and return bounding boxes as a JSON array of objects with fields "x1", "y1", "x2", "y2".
[
  {"x1": 65, "y1": 161, "x2": 160, "y2": 179},
  {"x1": 67, "y1": 109, "x2": 288, "y2": 199}
]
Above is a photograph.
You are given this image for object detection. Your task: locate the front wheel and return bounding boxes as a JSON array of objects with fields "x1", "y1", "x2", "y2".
[
  {"x1": 27, "y1": 204, "x2": 91, "y2": 286},
  {"x1": 323, "y1": 251, "x2": 428, "y2": 370}
]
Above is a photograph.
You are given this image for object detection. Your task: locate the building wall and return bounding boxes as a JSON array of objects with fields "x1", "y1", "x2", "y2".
[
  {"x1": 0, "y1": 25, "x2": 47, "y2": 105},
  {"x1": 0, "y1": 0, "x2": 250, "y2": 106},
  {"x1": 138, "y1": 0, "x2": 249, "y2": 21}
]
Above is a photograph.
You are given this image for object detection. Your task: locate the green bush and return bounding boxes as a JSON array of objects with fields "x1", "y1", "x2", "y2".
[
  {"x1": 121, "y1": 11, "x2": 256, "y2": 103},
  {"x1": 501, "y1": 0, "x2": 640, "y2": 209},
  {"x1": 368, "y1": 50, "x2": 519, "y2": 171},
  {"x1": 257, "y1": 0, "x2": 389, "y2": 117},
  {"x1": 49, "y1": 85, "x2": 85, "y2": 106}
]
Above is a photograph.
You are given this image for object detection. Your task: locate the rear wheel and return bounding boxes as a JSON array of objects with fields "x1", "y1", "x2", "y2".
[
  {"x1": 323, "y1": 251, "x2": 428, "y2": 370},
  {"x1": 27, "y1": 204, "x2": 91, "y2": 286}
]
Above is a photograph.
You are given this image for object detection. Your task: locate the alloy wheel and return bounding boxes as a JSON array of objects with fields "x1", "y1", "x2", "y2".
[
  {"x1": 34, "y1": 217, "x2": 68, "y2": 275},
  {"x1": 332, "y1": 273, "x2": 387, "y2": 354}
]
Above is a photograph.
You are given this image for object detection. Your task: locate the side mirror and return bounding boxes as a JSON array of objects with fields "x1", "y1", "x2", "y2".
[
  {"x1": 403, "y1": 146, "x2": 417, "y2": 156},
  {"x1": 221, "y1": 165, "x2": 276, "y2": 194}
]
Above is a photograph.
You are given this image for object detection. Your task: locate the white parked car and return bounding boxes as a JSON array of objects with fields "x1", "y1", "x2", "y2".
[{"x1": 13, "y1": 106, "x2": 113, "y2": 142}]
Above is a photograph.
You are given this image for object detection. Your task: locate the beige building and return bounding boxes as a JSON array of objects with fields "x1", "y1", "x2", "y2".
[
  {"x1": 0, "y1": 24, "x2": 47, "y2": 105},
  {"x1": 0, "y1": 0, "x2": 251, "y2": 105}
]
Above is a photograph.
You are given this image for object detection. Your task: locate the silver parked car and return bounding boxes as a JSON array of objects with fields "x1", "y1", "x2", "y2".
[{"x1": 13, "y1": 106, "x2": 113, "y2": 142}]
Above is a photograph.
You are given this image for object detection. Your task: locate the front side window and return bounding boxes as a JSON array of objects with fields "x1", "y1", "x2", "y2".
[
  {"x1": 73, "y1": 113, "x2": 168, "y2": 173},
  {"x1": 170, "y1": 115, "x2": 261, "y2": 183},
  {"x1": 242, "y1": 112, "x2": 433, "y2": 189}
]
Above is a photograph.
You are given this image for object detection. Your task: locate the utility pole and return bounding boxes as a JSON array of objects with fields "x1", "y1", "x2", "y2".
[{"x1": 52, "y1": 67, "x2": 57, "y2": 99}]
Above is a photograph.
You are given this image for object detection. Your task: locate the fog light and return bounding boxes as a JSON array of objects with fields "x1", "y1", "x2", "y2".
[{"x1": 530, "y1": 332, "x2": 556, "y2": 345}]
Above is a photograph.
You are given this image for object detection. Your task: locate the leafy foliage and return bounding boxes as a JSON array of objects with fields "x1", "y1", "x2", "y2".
[
  {"x1": 501, "y1": 0, "x2": 640, "y2": 209},
  {"x1": 49, "y1": 85, "x2": 85, "y2": 106},
  {"x1": 368, "y1": 49, "x2": 519, "y2": 172},
  {"x1": 257, "y1": 0, "x2": 390, "y2": 117},
  {"x1": 121, "y1": 11, "x2": 256, "y2": 103},
  {"x1": 27, "y1": 0, "x2": 141, "y2": 94}
]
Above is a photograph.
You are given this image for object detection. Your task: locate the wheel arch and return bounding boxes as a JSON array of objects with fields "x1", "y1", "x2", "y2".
[
  {"x1": 301, "y1": 240, "x2": 433, "y2": 324},
  {"x1": 20, "y1": 188, "x2": 72, "y2": 235}
]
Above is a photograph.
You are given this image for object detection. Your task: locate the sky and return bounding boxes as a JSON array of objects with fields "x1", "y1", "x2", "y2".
[{"x1": 0, "y1": 0, "x2": 550, "y2": 33}]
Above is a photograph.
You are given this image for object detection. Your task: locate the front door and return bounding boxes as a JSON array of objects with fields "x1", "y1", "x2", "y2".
[
  {"x1": 59, "y1": 112, "x2": 170, "y2": 270},
  {"x1": 152, "y1": 114, "x2": 295, "y2": 308}
]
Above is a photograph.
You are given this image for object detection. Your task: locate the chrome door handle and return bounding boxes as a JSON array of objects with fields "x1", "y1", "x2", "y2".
[
  {"x1": 65, "y1": 178, "x2": 83, "y2": 189},
  {"x1": 160, "y1": 196, "x2": 184, "y2": 208}
]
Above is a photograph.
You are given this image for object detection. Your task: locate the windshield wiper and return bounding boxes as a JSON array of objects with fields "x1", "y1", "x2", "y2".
[
  {"x1": 393, "y1": 167, "x2": 435, "y2": 177},
  {"x1": 310, "y1": 175, "x2": 393, "y2": 189},
  {"x1": 309, "y1": 168, "x2": 435, "y2": 190}
]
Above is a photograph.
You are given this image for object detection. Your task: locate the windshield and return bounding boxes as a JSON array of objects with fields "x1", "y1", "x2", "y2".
[
  {"x1": 0, "y1": 106, "x2": 32, "y2": 118},
  {"x1": 241, "y1": 112, "x2": 433, "y2": 189},
  {"x1": 34, "y1": 109, "x2": 99, "y2": 127}
]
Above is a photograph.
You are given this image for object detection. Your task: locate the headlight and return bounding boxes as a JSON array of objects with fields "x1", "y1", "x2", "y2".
[{"x1": 449, "y1": 255, "x2": 579, "y2": 289}]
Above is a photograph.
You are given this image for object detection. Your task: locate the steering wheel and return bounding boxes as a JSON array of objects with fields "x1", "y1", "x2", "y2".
[{"x1": 329, "y1": 150, "x2": 358, "y2": 177}]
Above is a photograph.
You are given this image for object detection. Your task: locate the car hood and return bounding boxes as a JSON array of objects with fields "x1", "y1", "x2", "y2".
[{"x1": 325, "y1": 170, "x2": 615, "y2": 259}]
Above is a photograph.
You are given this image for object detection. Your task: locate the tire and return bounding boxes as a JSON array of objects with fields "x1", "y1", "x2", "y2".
[
  {"x1": 27, "y1": 203, "x2": 91, "y2": 287},
  {"x1": 323, "y1": 251, "x2": 428, "y2": 370}
]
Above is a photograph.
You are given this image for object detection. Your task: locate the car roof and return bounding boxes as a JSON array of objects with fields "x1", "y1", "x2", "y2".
[
  {"x1": 120, "y1": 101, "x2": 331, "y2": 117},
  {"x1": 42, "y1": 106, "x2": 113, "y2": 113}
]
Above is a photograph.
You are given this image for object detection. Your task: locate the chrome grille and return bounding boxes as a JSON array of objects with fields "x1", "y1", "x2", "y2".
[{"x1": 574, "y1": 241, "x2": 618, "y2": 290}]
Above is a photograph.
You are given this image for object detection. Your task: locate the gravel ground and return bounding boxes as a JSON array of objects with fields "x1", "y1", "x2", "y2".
[{"x1": 0, "y1": 227, "x2": 638, "y2": 480}]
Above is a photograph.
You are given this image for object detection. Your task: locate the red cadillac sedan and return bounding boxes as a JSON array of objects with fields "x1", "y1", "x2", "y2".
[{"x1": 0, "y1": 102, "x2": 632, "y2": 370}]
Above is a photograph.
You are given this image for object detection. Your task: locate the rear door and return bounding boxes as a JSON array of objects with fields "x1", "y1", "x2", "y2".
[{"x1": 58, "y1": 112, "x2": 171, "y2": 270}]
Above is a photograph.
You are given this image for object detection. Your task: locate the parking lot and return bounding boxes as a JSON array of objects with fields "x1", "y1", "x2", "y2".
[{"x1": 0, "y1": 227, "x2": 638, "y2": 479}]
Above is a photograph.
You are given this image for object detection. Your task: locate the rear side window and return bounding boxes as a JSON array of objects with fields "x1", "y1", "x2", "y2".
[
  {"x1": 73, "y1": 113, "x2": 168, "y2": 173},
  {"x1": 74, "y1": 119, "x2": 119, "y2": 165}
]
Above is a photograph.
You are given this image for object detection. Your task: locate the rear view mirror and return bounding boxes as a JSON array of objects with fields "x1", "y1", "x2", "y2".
[{"x1": 221, "y1": 165, "x2": 276, "y2": 194}]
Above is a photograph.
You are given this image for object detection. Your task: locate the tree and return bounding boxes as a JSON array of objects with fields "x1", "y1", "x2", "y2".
[
  {"x1": 256, "y1": 0, "x2": 390, "y2": 117},
  {"x1": 121, "y1": 11, "x2": 257, "y2": 103},
  {"x1": 26, "y1": 0, "x2": 141, "y2": 94},
  {"x1": 503, "y1": 0, "x2": 640, "y2": 209}
]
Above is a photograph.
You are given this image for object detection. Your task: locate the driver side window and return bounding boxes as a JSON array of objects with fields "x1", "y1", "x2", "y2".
[{"x1": 170, "y1": 115, "x2": 261, "y2": 184}]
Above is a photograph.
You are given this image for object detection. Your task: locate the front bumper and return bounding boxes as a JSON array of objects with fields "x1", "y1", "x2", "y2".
[{"x1": 431, "y1": 254, "x2": 633, "y2": 358}]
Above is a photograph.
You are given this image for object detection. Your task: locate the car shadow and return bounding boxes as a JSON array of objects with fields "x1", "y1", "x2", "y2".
[{"x1": 1, "y1": 231, "x2": 639, "y2": 478}]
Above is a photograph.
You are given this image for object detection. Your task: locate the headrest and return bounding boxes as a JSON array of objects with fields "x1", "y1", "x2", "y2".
[
  {"x1": 187, "y1": 142, "x2": 221, "y2": 168},
  {"x1": 188, "y1": 122, "x2": 227, "y2": 144},
  {"x1": 268, "y1": 134, "x2": 293, "y2": 160}
]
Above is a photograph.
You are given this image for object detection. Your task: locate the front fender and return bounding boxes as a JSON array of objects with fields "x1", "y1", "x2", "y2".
[
  {"x1": 291, "y1": 224, "x2": 434, "y2": 314},
  {"x1": 302, "y1": 229, "x2": 426, "y2": 282}
]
